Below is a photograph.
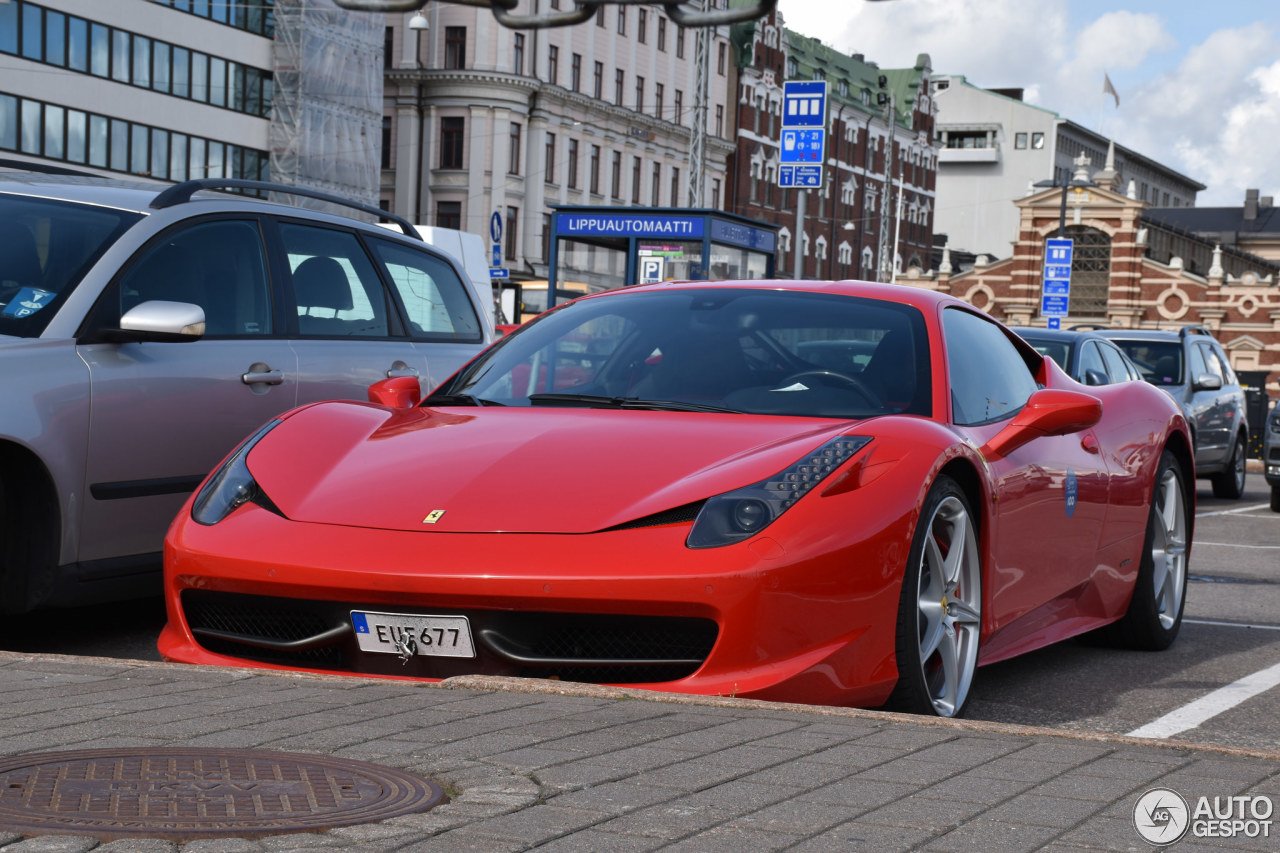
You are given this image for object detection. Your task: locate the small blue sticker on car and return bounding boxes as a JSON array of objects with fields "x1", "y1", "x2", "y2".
[
  {"x1": 1, "y1": 287, "x2": 55, "y2": 318},
  {"x1": 352, "y1": 612, "x2": 369, "y2": 634},
  {"x1": 1065, "y1": 467, "x2": 1078, "y2": 517}
]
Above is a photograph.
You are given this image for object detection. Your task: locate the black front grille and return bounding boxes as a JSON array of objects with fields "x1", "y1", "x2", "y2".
[
  {"x1": 604, "y1": 501, "x2": 705, "y2": 532},
  {"x1": 179, "y1": 591, "x2": 717, "y2": 684}
]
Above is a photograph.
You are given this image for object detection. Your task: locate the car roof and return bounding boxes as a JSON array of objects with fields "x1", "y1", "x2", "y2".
[
  {"x1": 1097, "y1": 328, "x2": 1184, "y2": 341},
  {"x1": 1010, "y1": 326, "x2": 1109, "y2": 343}
]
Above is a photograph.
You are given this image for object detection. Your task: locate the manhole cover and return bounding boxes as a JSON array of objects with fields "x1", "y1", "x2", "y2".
[{"x1": 0, "y1": 747, "x2": 446, "y2": 841}]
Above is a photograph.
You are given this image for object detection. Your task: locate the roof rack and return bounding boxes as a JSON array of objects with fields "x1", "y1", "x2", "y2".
[
  {"x1": 1068, "y1": 324, "x2": 1109, "y2": 331},
  {"x1": 150, "y1": 179, "x2": 420, "y2": 240},
  {"x1": 332, "y1": 0, "x2": 778, "y2": 30},
  {"x1": 1178, "y1": 325, "x2": 1213, "y2": 339}
]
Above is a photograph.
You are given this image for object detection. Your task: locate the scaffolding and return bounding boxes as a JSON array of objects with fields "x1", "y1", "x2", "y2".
[{"x1": 270, "y1": 0, "x2": 382, "y2": 213}]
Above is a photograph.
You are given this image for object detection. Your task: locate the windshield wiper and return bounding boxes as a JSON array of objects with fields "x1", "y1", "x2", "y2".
[
  {"x1": 425, "y1": 393, "x2": 505, "y2": 407},
  {"x1": 527, "y1": 393, "x2": 740, "y2": 414}
]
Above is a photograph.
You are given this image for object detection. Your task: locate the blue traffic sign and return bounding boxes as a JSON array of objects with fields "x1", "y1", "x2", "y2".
[
  {"x1": 779, "y1": 165, "x2": 822, "y2": 188},
  {"x1": 1042, "y1": 279, "x2": 1070, "y2": 296},
  {"x1": 1045, "y1": 237, "x2": 1073, "y2": 266},
  {"x1": 782, "y1": 81, "x2": 827, "y2": 128},
  {"x1": 489, "y1": 268, "x2": 509, "y2": 279},
  {"x1": 1047, "y1": 317, "x2": 1062, "y2": 330},
  {"x1": 489, "y1": 212, "x2": 503, "y2": 244},
  {"x1": 491, "y1": 244, "x2": 501, "y2": 267},
  {"x1": 780, "y1": 128, "x2": 825, "y2": 164},
  {"x1": 1042, "y1": 294, "x2": 1069, "y2": 316}
]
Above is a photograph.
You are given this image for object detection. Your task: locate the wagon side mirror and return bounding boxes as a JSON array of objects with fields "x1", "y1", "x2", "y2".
[
  {"x1": 368, "y1": 376, "x2": 422, "y2": 409},
  {"x1": 981, "y1": 389, "x2": 1102, "y2": 459}
]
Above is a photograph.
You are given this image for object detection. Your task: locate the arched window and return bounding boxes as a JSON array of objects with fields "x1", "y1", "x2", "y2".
[{"x1": 1062, "y1": 226, "x2": 1111, "y2": 317}]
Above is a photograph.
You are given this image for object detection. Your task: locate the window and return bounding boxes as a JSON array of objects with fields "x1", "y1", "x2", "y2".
[
  {"x1": 567, "y1": 139, "x2": 579, "y2": 189},
  {"x1": 717, "y1": 42, "x2": 726, "y2": 75},
  {"x1": 440, "y1": 117, "x2": 464, "y2": 168},
  {"x1": 943, "y1": 308, "x2": 1037, "y2": 425},
  {"x1": 436, "y1": 201, "x2": 461, "y2": 229},
  {"x1": 505, "y1": 206, "x2": 518, "y2": 261},
  {"x1": 674, "y1": 90, "x2": 683, "y2": 125},
  {"x1": 631, "y1": 156, "x2": 641, "y2": 203},
  {"x1": 444, "y1": 27, "x2": 466, "y2": 69},
  {"x1": 615, "y1": 69, "x2": 624, "y2": 105},
  {"x1": 676, "y1": 26, "x2": 685, "y2": 58},
  {"x1": 651, "y1": 161, "x2": 661, "y2": 206},
  {"x1": 547, "y1": 45, "x2": 558, "y2": 84},
  {"x1": 658, "y1": 17, "x2": 667, "y2": 51},
  {"x1": 711, "y1": 178, "x2": 720, "y2": 209},
  {"x1": 1031, "y1": 132, "x2": 1045, "y2": 149},
  {"x1": 715, "y1": 104, "x2": 723, "y2": 137},
  {"x1": 508, "y1": 123, "x2": 522, "y2": 175},
  {"x1": 611, "y1": 150, "x2": 622, "y2": 198},
  {"x1": 655, "y1": 83, "x2": 664, "y2": 119},
  {"x1": 1015, "y1": 132, "x2": 1027, "y2": 149},
  {"x1": 370, "y1": 237, "x2": 480, "y2": 340},
  {"x1": 635, "y1": 76, "x2": 644, "y2": 112},
  {"x1": 593, "y1": 61, "x2": 603, "y2": 99},
  {"x1": 571, "y1": 52, "x2": 581, "y2": 91},
  {"x1": 542, "y1": 212, "x2": 552, "y2": 261},
  {"x1": 596, "y1": 6, "x2": 605, "y2": 27},
  {"x1": 617, "y1": 6, "x2": 626, "y2": 34},
  {"x1": 544, "y1": 132, "x2": 556, "y2": 184},
  {"x1": 380, "y1": 116, "x2": 391, "y2": 169},
  {"x1": 1063, "y1": 225, "x2": 1111, "y2": 317},
  {"x1": 513, "y1": 33, "x2": 524, "y2": 74},
  {"x1": 590, "y1": 144, "x2": 601, "y2": 193},
  {"x1": 638, "y1": 9, "x2": 647, "y2": 43},
  {"x1": 670, "y1": 167, "x2": 680, "y2": 205}
]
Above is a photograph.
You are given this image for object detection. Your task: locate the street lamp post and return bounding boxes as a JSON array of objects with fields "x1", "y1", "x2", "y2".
[{"x1": 1034, "y1": 176, "x2": 1095, "y2": 238}]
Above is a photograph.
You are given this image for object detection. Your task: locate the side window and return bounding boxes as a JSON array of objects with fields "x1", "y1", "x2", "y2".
[
  {"x1": 117, "y1": 219, "x2": 271, "y2": 337},
  {"x1": 367, "y1": 239, "x2": 482, "y2": 342},
  {"x1": 1187, "y1": 341, "x2": 1209, "y2": 382},
  {"x1": 943, "y1": 308, "x2": 1038, "y2": 426},
  {"x1": 1098, "y1": 342, "x2": 1133, "y2": 383},
  {"x1": 280, "y1": 223, "x2": 389, "y2": 338},
  {"x1": 1077, "y1": 340, "x2": 1108, "y2": 384},
  {"x1": 1208, "y1": 344, "x2": 1235, "y2": 384}
]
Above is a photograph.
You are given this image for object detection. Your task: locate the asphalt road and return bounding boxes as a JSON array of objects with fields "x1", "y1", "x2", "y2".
[{"x1": 3, "y1": 472, "x2": 1277, "y2": 753}]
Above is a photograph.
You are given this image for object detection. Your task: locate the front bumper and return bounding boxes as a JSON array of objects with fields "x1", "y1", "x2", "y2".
[{"x1": 159, "y1": 500, "x2": 912, "y2": 708}]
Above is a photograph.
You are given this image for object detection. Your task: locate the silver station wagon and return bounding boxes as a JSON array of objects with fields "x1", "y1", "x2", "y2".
[{"x1": 0, "y1": 173, "x2": 491, "y2": 613}]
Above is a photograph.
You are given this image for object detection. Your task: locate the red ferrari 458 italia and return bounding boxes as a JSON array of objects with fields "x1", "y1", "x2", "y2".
[{"x1": 159, "y1": 281, "x2": 1193, "y2": 717}]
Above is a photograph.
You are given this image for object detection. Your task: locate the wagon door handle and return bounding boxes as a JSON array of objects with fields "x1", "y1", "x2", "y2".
[
  {"x1": 242, "y1": 363, "x2": 284, "y2": 386},
  {"x1": 387, "y1": 360, "x2": 420, "y2": 379}
]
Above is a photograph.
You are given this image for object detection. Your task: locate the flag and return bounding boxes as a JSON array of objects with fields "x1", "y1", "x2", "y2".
[{"x1": 1103, "y1": 72, "x2": 1120, "y2": 108}]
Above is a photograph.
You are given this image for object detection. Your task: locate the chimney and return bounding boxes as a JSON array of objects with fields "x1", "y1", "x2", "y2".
[
  {"x1": 1244, "y1": 188, "x2": 1259, "y2": 220},
  {"x1": 1262, "y1": 196, "x2": 1274, "y2": 208}
]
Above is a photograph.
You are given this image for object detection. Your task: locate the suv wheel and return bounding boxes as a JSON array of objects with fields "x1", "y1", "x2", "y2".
[
  {"x1": 1210, "y1": 433, "x2": 1247, "y2": 500},
  {"x1": 1271, "y1": 486, "x2": 1280, "y2": 513}
]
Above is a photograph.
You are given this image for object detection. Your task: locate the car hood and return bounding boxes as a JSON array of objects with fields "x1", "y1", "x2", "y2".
[{"x1": 247, "y1": 403, "x2": 864, "y2": 534}]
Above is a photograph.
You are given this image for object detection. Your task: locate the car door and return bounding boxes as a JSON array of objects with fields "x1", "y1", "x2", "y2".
[
  {"x1": 942, "y1": 309, "x2": 1110, "y2": 648},
  {"x1": 275, "y1": 222, "x2": 485, "y2": 404},
  {"x1": 1185, "y1": 341, "x2": 1227, "y2": 465},
  {"x1": 77, "y1": 216, "x2": 297, "y2": 564}
]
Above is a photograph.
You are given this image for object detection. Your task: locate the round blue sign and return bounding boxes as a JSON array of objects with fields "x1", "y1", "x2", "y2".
[{"x1": 490, "y1": 212, "x2": 503, "y2": 243}]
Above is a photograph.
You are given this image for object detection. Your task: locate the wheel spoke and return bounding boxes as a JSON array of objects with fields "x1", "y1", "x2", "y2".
[
  {"x1": 941, "y1": 509, "x2": 968, "y2": 589},
  {"x1": 948, "y1": 599, "x2": 981, "y2": 625},
  {"x1": 936, "y1": 629, "x2": 959, "y2": 712},
  {"x1": 921, "y1": 536, "x2": 945, "y2": 601}
]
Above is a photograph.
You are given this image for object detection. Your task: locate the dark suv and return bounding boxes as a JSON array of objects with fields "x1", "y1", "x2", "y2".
[
  {"x1": 1265, "y1": 402, "x2": 1280, "y2": 511},
  {"x1": 1101, "y1": 326, "x2": 1248, "y2": 498}
]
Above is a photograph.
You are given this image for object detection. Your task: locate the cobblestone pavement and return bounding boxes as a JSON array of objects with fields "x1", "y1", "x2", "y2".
[{"x1": 0, "y1": 652, "x2": 1276, "y2": 851}]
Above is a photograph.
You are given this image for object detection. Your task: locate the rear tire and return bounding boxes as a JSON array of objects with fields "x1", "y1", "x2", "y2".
[
  {"x1": 887, "y1": 476, "x2": 981, "y2": 718},
  {"x1": 1210, "y1": 433, "x2": 1246, "y2": 499},
  {"x1": 1271, "y1": 486, "x2": 1280, "y2": 513},
  {"x1": 1097, "y1": 451, "x2": 1188, "y2": 650}
]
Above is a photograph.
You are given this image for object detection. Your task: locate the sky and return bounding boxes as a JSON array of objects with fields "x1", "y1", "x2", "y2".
[{"x1": 777, "y1": 0, "x2": 1280, "y2": 206}]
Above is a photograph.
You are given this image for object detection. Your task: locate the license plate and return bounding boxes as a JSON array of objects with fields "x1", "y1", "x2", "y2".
[{"x1": 350, "y1": 611, "x2": 476, "y2": 658}]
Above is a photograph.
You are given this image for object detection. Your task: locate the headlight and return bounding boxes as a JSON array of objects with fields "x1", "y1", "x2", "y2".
[
  {"x1": 191, "y1": 419, "x2": 281, "y2": 526},
  {"x1": 687, "y1": 435, "x2": 872, "y2": 549}
]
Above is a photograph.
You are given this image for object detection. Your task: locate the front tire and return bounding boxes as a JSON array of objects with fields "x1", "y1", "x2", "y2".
[
  {"x1": 1099, "y1": 450, "x2": 1189, "y2": 650},
  {"x1": 887, "y1": 476, "x2": 982, "y2": 717},
  {"x1": 1270, "y1": 485, "x2": 1280, "y2": 513},
  {"x1": 1211, "y1": 433, "x2": 1246, "y2": 499}
]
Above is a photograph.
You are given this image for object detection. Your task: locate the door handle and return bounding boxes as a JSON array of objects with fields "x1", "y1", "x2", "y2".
[
  {"x1": 1081, "y1": 432, "x2": 1100, "y2": 454},
  {"x1": 387, "y1": 360, "x2": 420, "y2": 379},
  {"x1": 242, "y1": 363, "x2": 284, "y2": 386}
]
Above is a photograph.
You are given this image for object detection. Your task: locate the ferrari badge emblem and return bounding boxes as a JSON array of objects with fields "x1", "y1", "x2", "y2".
[{"x1": 423, "y1": 509, "x2": 446, "y2": 524}]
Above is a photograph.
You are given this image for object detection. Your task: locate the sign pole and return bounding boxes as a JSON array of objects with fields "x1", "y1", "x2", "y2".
[{"x1": 793, "y1": 190, "x2": 806, "y2": 279}]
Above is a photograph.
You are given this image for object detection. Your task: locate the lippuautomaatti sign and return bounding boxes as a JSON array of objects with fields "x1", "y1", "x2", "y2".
[
  {"x1": 1133, "y1": 787, "x2": 1273, "y2": 846},
  {"x1": 555, "y1": 213, "x2": 704, "y2": 238}
]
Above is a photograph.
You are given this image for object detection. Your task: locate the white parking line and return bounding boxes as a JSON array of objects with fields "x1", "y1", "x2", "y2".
[
  {"x1": 1193, "y1": 541, "x2": 1280, "y2": 549},
  {"x1": 1127, "y1": 659, "x2": 1280, "y2": 739},
  {"x1": 1196, "y1": 503, "x2": 1270, "y2": 518},
  {"x1": 1184, "y1": 618, "x2": 1280, "y2": 631}
]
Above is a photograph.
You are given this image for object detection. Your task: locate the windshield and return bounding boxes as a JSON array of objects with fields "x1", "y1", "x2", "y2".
[
  {"x1": 1112, "y1": 340, "x2": 1183, "y2": 386},
  {"x1": 0, "y1": 194, "x2": 141, "y2": 337},
  {"x1": 433, "y1": 288, "x2": 932, "y2": 419}
]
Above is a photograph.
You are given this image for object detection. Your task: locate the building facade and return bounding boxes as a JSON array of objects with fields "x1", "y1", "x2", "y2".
[
  {"x1": 915, "y1": 156, "x2": 1280, "y2": 393},
  {"x1": 726, "y1": 12, "x2": 938, "y2": 281},
  {"x1": 931, "y1": 75, "x2": 1204, "y2": 262},
  {"x1": 381, "y1": 2, "x2": 736, "y2": 287}
]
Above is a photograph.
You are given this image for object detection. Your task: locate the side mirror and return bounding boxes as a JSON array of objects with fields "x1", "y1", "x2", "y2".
[
  {"x1": 1193, "y1": 373, "x2": 1222, "y2": 391},
  {"x1": 100, "y1": 300, "x2": 206, "y2": 343},
  {"x1": 981, "y1": 388, "x2": 1103, "y2": 459},
  {"x1": 368, "y1": 376, "x2": 422, "y2": 409},
  {"x1": 1083, "y1": 368, "x2": 1109, "y2": 387}
]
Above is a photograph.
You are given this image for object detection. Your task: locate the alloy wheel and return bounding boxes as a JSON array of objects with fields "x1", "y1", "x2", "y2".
[
  {"x1": 1151, "y1": 467, "x2": 1188, "y2": 630},
  {"x1": 915, "y1": 495, "x2": 981, "y2": 717}
]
